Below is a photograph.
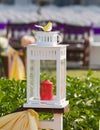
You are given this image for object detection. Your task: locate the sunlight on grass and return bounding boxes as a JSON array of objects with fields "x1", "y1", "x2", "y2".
[
  {"x1": 67, "y1": 69, "x2": 100, "y2": 78},
  {"x1": 42, "y1": 69, "x2": 100, "y2": 79}
]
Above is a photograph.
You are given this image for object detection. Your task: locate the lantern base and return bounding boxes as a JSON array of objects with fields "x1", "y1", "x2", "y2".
[{"x1": 23, "y1": 100, "x2": 69, "y2": 108}]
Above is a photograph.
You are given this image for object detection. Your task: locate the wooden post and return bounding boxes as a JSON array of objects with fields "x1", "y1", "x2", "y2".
[{"x1": 39, "y1": 113, "x2": 63, "y2": 130}]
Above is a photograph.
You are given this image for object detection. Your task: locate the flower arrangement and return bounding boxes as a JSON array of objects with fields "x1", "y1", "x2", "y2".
[{"x1": 0, "y1": 37, "x2": 8, "y2": 54}]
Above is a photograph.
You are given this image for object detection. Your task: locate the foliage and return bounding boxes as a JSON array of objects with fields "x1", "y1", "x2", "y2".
[
  {"x1": 0, "y1": 70, "x2": 99, "y2": 129},
  {"x1": 64, "y1": 70, "x2": 100, "y2": 130},
  {"x1": 0, "y1": 78, "x2": 26, "y2": 116}
]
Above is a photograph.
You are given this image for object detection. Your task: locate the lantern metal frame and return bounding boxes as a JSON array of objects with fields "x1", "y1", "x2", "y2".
[{"x1": 24, "y1": 44, "x2": 68, "y2": 108}]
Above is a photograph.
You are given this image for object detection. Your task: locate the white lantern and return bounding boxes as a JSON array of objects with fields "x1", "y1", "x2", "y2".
[{"x1": 24, "y1": 31, "x2": 69, "y2": 108}]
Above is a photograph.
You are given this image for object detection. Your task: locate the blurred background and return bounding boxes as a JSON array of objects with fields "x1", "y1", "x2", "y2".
[{"x1": 0, "y1": 0, "x2": 100, "y2": 79}]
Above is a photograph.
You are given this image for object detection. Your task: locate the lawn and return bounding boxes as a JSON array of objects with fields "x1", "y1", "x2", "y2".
[
  {"x1": 67, "y1": 69, "x2": 100, "y2": 78},
  {"x1": 41, "y1": 69, "x2": 100, "y2": 80}
]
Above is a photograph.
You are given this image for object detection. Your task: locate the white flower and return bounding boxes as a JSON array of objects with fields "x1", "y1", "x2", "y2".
[{"x1": 0, "y1": 37, "x2": 8, "y2": 53}]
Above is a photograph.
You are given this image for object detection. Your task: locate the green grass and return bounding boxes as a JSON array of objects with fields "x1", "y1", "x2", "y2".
[
  {"x1": 67, "y1": 69, "x2": 100, "y2": 78},
  {"x1": 42, "y1": 69, "x2": 100, "y2": 79}
]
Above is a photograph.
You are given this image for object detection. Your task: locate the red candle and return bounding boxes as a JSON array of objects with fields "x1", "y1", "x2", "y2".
[{"x1": 40, "y1": 80, "x2": 53, "y2": 100}]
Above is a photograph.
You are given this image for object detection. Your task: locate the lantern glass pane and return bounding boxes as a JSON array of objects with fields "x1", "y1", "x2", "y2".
[
  {"x1": 40, "y1": 60, "x2": 56, "y2": 71},
  {"x1": 40, "y1": 60, "x2": 57, "y2": 97},
  {"x1": 28, "y1": 60, "x2": 40, "y2": 100},
  {"x1": 29, "y1": 60, "x2": 34, "y2": 98}
]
